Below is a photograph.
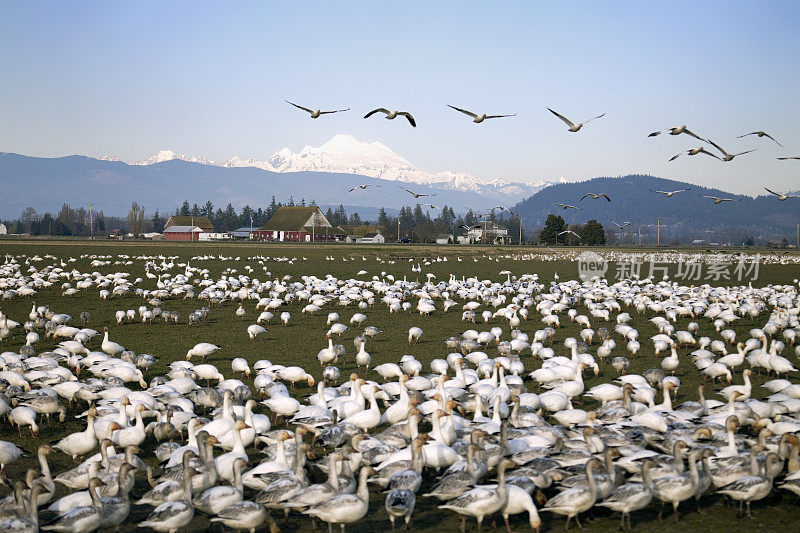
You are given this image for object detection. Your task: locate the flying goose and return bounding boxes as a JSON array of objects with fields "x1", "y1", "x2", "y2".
[
  {"x1": 612, "y1": 221, "x2": 631, "y2": 229},
  {"x1": 548, "y1": 108, "x2": 605, "y2": 132},
  {"x1": 348, "y1": 184, "x2": 380, "y2": 193},
  {"x1": 651, "y1": 188, "x2": 690, "y2": 197},
  {"x1": 285, "y1": 100, "x2": 349, "y2": 118},
  {"x1": 447, "y1": 105, "x2": 516, "y2": 123},
  {"x1": 580, "y1": 193, "x2": 611, "y2": 202},
  {"x1": 648, "y1": 126, "x2": 705, "y2": 141},
  {"x1": 421, "y1": 203, "x2": 439, "y2": 209},
  {"x1": 700, "y1": 195, "x2": 738, "y2": 204},
  {"x1": 364, "y1": 108, "x2": 417, "y2": 127},
  {"x1": 707, "y1": 139, "x2": 756, "y2": 161},
  {"x1": 669, "y1": 147, "x2": 722, "y2": 161},
  {"x1": 764, "y1": 188, "x2": 799, "y2": 201},
  {"x1": 738, "y1": 131, "x2": 782, "y2": 147},
  {"x1": 553, "y1": 203, "x2": 580, "y2": 210},
  {"x1": 777, "y1": 156, "x2": 800, "y2": 160},
  {"x1": 399, "y1": 186, "x2": 435, "y2": 198}
]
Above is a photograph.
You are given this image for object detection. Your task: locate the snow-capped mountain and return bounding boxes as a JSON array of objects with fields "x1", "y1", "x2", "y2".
[{"x1": 131, "y1": 135, "x2": 550, "y2": 201}]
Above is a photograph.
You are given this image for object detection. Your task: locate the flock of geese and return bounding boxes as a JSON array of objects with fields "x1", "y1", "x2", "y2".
[{"x1": 0, "y1": 250, "x2": 799, "y2": 533}]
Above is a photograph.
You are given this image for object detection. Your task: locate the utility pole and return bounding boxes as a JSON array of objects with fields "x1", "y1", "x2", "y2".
[
  {"x1": 657, "y1": 218, "x2": 661, "y2": 247},
  {"x1": 797, "y1": 222, "x2": 799, "y2": 248},
  {"x1": 519, "y1": 216, "x2": 522, "y2": 245},
  {"x1": 249, "y1": 214, "x2": 253, "y2": 241},
  {"x1": 397, "y1": 219, "x2": 400, "y2": 242},
  {"x1": 638, "y1": 227, "x2": 641, "y2": 247},
  {"x1": 89, "y1": 203, "x2": 94, "y2": 240}
]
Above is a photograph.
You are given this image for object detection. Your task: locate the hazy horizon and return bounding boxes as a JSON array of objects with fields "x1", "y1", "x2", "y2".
[{"x1": 2, "y1": 1, "x2": 799, "y2": 195}]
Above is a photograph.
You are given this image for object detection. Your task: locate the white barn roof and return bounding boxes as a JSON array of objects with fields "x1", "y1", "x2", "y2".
[{"x1": 163, "y1": 225, "x2": 202, "y2": 233}]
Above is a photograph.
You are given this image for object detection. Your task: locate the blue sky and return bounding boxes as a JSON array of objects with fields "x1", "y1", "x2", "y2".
[{"x1": 1, "y1": 1, "x2": 799, "y2": 194}]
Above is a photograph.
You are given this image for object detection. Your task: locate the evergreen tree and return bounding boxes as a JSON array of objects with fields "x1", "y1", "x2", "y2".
[
  {"x1": 539, "y1": 214, "x2": 567, "y2": 244},
  {"x1": 180, "y1": 201, "x2": 191, "y2": 216},
  {"x1": 268, "y1": 196, "x2": 278, "y2": 219},
  {"x1": 348, "y1": 212, "x2": 362, "y2": 225},
  {"x1": 377, "y1": 207, "x2": 389, "y2": 227},
  {"x1": 413, "y1": 204, "x2": 425, "y2": 226},
  {"x1": 152, "y1": 210, "x2": 164, "y2": 231},
  {"x1": 581, "y1": 220, "x2": 606, "y2": 245},
  {"x1": 190, "y1": 203, "x2": 201, "y2": 216},
  {"x1": 288, "y1": 196, "x2": 295, "y2": 207},
  {"x1": 202, "y1": 201, "x2": 214, "y2": 219},
  {"x1": 335, "y1": 205, "x2": 347, "y2": 226}
]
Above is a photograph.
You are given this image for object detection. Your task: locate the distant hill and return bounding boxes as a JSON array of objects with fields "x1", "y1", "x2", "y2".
[
  {"x1": 512, "y1": 175, "x2": 800, "y2": 242},
  {"x1": 0, "y1": 152, "x2": 496, "y2": 219}
]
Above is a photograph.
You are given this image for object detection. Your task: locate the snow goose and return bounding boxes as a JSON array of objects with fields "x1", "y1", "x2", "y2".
[
  {"x1": 100, "y1": 327, "x2": 125, "y2": 355},
  {"x1": 718, "y1": 453, "x2": 781, "y2": 518},
  {"x1": 53, "y1": 408, "x2": 101, "y2": 461},
  {"x1": 650, "y1": 448, "x2": 705, "y2": 521},
  {"x1": 548, "y1": 108, "x2": 605, "y2": 132},
  {"x1": 215, "y1": 420, "x2": 250, "y2": 483},
  {"x1": 285, "y1": 100, "x2": 349, "y2": 118},
  {"x1": 186, "y1": 343, "x2": 220, "y2": 362},
  {"x1": 439, "y1": 459, "x2": 515, "y2": 531},
  {"x1": 301, "y1": 466, "x2": 374, "y2": 530},
  {"x1": 193, "y1": 457, "x2": 246, "y2": 514},
  {"x1": 364, "y1": 108, "x2": 416, "y2": 127},
  {"x1": 138, "y1": 459, "x2": 196, "y2": 532},
  {"x1": 209, "y1": 500, "x2": 269, "y2": 533},
  {"x1": 41, "y1": 477, "x2": 104, "y2": 533},
  {"x1": 596, "y1": 460, "x2": 654, "y2": 530}
]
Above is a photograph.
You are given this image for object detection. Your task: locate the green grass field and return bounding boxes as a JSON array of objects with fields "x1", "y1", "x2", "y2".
[{"x1": 0, "y1": 240, "x2": 799, "y2": 532}]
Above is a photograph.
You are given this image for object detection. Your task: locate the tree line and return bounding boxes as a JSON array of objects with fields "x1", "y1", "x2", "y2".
[{"x1": 4, "y1": 197, "x2": 527, "y2": 243}]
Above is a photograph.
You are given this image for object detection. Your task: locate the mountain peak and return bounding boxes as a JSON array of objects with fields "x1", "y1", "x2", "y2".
[{"x1": 127, "y1": 135, "x2": 549, "y2": 201}]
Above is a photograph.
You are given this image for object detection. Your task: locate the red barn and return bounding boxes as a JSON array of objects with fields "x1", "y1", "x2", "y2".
[
  {"x1": 252, "y1": 206, "x2": 346, "y2": 242},
  {"x1": 163, "y1": 225, "x2": 203, "y2": 241}
]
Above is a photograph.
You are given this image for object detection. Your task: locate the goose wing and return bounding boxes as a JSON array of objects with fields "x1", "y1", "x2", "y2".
[
  {"x1": 579, "y1": 194, "x2": 591, "y2": 201},
  {"x1": 397, "y1": 112, "x2": 416, "y2": 127},
  {"x1": 447, "y1": 105, "x2": 478, "y2": 119},
  {"x1": 648, "y1": 128, "x2": 670, "y2": 137},
  {"x1": 285, "y1": 100, "x2": 314, "y2": 114},
  {"x1": 364, "y1": 108, "x2": 391, "y2": 119},
  {"x1": 145, "y1": 500, "x2": 190, "y2": 523},
  {"x1": 439, "y1": 487, "x2": 495, "y2": 510},
  {"x1": 600, "y1": 193, "x2": 611, "y2": 202},
  {"x1": 706, "y1": 139, "x2": 730, "y2": 157},
  {"x1": 777, "y1": 156, "x2": 800, "y2": 160},
  {"x1": 733, "y1": 148, "x2": 756, "y2": 157},
  {"x1": 485, "y1": 113, "x2": 516, "y2": 119},
  {"x1": 764, "y1": 187, "x2": 782, "y2": 197},
  {"x1": 682, "y1": 128, "x2": 706, "y2": 141},
  {"x1": 548, "y1": 108, "x2": 575, "y2": 128},
  {"x1": 668, "y1": 151, "x2": 685, "y2": 161},
  {"x1": 697, "y1": 148, "x2": 722, "y2": 160},
  {"x1": 319, "y1": 108, "x2": 350, "y2": 115},
  {"x1": 582, "y1": 112, "x2": 606, "y2": 125}
]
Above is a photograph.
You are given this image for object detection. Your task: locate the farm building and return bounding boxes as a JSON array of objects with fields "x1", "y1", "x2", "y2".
[
  {"x1": 252, "y1": 206, "x2": 346, "y2": 242},
  {"x1": 229, "y1": 227, "x2": 259, "y2": 239},
  {"x1": 164, "y1": 225, "x2": 203, "y2": 241},
  {"x1": 436, "y1": 234, "x2": 453, "y2": 244},
  {"x1": 164, "y1": 215, "x2": 214, "y2": 232},
  {"x1": 360, "y1": 232, "x2": 385, "y2": 244},
  {"x1": 459, "y1": 221, "x2": 509, "y2": 245},
  {"x1": 0, "y1": 223, "x2": 6, "y2": 235}
]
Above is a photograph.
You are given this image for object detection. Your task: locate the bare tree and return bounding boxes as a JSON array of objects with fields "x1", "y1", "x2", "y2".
[
  {"x1": 128, "y1": 202, "x2": 146, "y2": 237},
  {"x1": 20, "y1": 207, "x2": 37, "y2": 233}
]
